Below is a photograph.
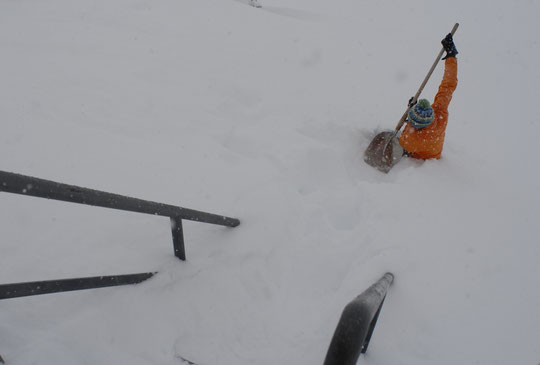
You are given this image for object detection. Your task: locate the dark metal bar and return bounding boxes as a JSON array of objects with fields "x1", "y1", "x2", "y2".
[
  {"x1": 0, "y1": 170, "x2": 240, "y2": 227},
  {"x1": 0, "y1": 272, "x2": 155, "y2": 300},
  {"x1": 323, "y1": 273, "x2": 394, "y2": 365},
  {"x1": 171, "y1": 217, "x2": 186, "y2": 260}
]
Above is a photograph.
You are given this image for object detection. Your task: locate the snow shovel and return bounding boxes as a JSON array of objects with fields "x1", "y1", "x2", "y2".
[{"x1": 364, "y1": 23, "x2": 459, "y2": 173}]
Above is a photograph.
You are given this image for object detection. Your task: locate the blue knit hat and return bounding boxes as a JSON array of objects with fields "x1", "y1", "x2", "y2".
[{"x1": 408, "y1": 99, "x2": 434, "y2": 128}]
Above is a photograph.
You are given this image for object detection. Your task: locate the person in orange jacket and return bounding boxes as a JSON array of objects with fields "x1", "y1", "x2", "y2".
[{"x1": 399, "y1": 34, "x2": 458, "y2": 159}]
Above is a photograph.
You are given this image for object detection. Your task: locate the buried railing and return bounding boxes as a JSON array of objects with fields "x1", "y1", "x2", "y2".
[
  {"x1": 0, "y1": 273, "x2": 155, "y2": 300},
  {"x1": 0, "y1": 170, "x2": 240, "y2": 261},
  {"x1": 0, "y1": 170, "x2": 240, "y2": 363},
  {"x1": 324, "y1": 273, "x2": 394, "y2": 365},
  {"x1": 0, "y1": 273, "x2": 156, "y2": 365}
]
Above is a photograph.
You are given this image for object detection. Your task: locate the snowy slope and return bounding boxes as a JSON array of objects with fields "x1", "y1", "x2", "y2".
[{"x1": 1, "y1": 0, "x2": 539, "y2": 364}]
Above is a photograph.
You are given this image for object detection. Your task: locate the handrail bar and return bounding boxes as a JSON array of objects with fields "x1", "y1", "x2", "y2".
[
  {"x1": 0, "y1": 170, "x2": 239, "y2": 227},
  {"x1": 0, "y1": 170, "x2": 240, "y2": 260},
  {"x1": 0, "y1": 273, "x2": 155, "y2": 300}
]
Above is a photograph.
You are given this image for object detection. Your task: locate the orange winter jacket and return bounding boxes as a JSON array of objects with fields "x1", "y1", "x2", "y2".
[{"x1": 399, "y1": 57, "x2": 458, "y2": 159}]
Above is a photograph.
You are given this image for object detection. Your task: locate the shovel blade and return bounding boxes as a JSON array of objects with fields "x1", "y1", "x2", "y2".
[{"x1": 364, "y1": 131, "x2": 404, "y2": 173}]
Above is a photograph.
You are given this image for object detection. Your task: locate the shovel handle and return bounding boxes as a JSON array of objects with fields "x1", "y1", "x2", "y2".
[{"x1": 394, "y1": 23, "x2": 459, "y2": 131}]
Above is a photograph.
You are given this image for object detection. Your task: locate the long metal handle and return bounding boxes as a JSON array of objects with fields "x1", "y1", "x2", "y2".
[{"x1": 394, "y1": 23, "x2": 459, "y2": 131}]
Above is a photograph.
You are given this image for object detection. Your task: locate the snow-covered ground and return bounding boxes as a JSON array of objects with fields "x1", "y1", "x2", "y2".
[{"x1": 1, "y1": 0, "x2": 539, "y2": 364}]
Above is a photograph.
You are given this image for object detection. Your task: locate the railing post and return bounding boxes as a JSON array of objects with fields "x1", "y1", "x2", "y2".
[
  {"x1": 361, "y1": 296, "x2": 386, "y2": 353},
  {"x1": 171, "y1": 216, "x2": 186, "y2": 260}
]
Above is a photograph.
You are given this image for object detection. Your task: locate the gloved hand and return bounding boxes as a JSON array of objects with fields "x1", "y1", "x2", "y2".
[
  {"x1": 408, "y1": 96, "x2": 416, "y2": 108},
  {"x1": 441, "y1": 33, "x2": 458, "y2": 60}
]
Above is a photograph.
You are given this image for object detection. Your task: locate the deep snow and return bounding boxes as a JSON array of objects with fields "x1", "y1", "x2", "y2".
[{"x1": 1, "y1": 0, "x2": 539, "y2": 364}]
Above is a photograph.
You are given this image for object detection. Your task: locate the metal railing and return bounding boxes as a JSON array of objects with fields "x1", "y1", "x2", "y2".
[
  {"x1": 0, "y1": 273, "x2": 155, "y2": 300},
  {"x1": 324, "y1": 273, "x2": 394, "y2": 365},
  {"x1": 0, "y1": 170, "x2": 240, "y2": 260},
  {"x1": 0, "y1": 170, "x2": 241, "y2": 363}
]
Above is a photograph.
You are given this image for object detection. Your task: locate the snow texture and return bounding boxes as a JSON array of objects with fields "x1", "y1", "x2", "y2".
[{"x1": 1, "y1": 0, "x2": 539, "y2": 364}]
